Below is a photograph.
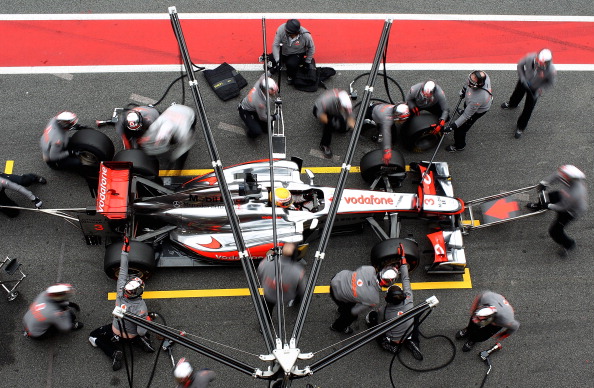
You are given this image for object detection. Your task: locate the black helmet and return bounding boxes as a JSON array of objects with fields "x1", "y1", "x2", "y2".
[
  {"x1": 285, "y1": 19, "x2": 301, "y2": 35},
  {"x1": 468, "y1": 71, "x2": 487, "y2": 88},
  {"x1": 385, "y1": 284, "x2": 406, "y2": 304}
]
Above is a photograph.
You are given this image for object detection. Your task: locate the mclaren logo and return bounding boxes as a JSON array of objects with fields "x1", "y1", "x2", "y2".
[{"x1": 199, "y1": 237, "x2": 222, "y2": 249}]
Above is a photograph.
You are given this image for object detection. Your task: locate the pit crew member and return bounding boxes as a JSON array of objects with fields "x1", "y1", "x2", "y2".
[
  {"x1": 527, "y1": 165, "x2": 587, "y2": 256},
  {"x1": 39, "y1": 111, "x2": 82, "y2": 170},
  {"x1": 366, "y1": 257, "x2": 423, "y2": 360},
  {"x1": 0, "y1": 173, "x2": 44, "y2": 217},
  {"x1": 272, "y1": 19, "x2": 316, "y2": 84},
  {"x1": 173, "y1": 358, "x2": 216, "y2": 388},
  {"x1": 23, "y1": 283, "x2": 83, "y2": 339},
  {"x1": 238, "y1": 74, "x2": 279, "y2": 139},
  {"x1": 444, "y1": 70, "x2": 493, "y2": 152},
  {"x1": 138, "y1": 103, "x2": 196, "y2": 170},
  {"x1": 501, "y1": 49, "x2": 557, "y2": 138},
  {"x1": 456, "y1": 291, "x2": 519, "y2": 352},
  {"x1": 364, "y1": 102, "x2": 410, "y2": 165},
  {"x1": 329, "y1": 265, "x2": 398, "y2": 334},
  {"x1": 313, "y1": 89, "x2": 356, "y2": 159},
  {"x1": 88, "y1": 238, "x2": 154, "y2": 371},
  {"x1": 115, "y1": 105, "x2": 160, "y2": 149},
  {"x1": 405, "y1": 80, "x2": 450, "y2": 130},
  {"x1": 258, "y1": 242, "x2": 307, "y2": 316}
]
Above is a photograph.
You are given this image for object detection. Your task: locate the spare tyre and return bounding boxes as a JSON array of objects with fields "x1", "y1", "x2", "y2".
[{"x1": 400, "y1": 112, "x2": 441, "y2": 152}]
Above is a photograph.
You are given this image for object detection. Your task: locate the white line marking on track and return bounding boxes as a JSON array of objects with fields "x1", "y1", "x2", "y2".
[
  {"x1": 51, "y1": 73, "x2": 73, "y2": 80},
  {"x1": 2, "y1": 63, "x2": 592, "y2": 75},
  {"x1": 218, "y1": 121, "x2": 245, "y2": 135},
  {"x1": 1, "y1": 13, "x2": 593, "y2": 22},
  {"x1": 130, "y1": 93, "x2": 157, "y2": 105}
]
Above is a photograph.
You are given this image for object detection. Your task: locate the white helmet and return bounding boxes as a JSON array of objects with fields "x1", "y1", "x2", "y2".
[
  {"x1": 535, "y1": 49, "x2": 553, "y2": 69},
  {"x1": 46, "y1": 283, "x2": 75, "y2": 302},
  {"x1": 558, "y1": 164, "x2": 585, "y2": 183},
  {"x1": 174, "y1": 358, "x2": 193, "y2": 383},
  {"x1": 393, "y1": 103, "x2": 410, "y2": 123},
  {"x1": 125, "y1": 111, "x2": 143, "y2": 131},
  {"x1": 472, "y1": 305, "x2": 497, "y2": 327},
  {"x1": 260, "y1": 77, "x2": 278, "y2": 95},
  {"x1": 337, "y1": 90, "x2": 352, "y2": 113},
  {"x1": 378, "y1": 266, "x2": 399, "y2": 288},
  {"x1": 56, "y1": 111, "x2": 78, "y2": 129},
  {"x1": 124, "y1": 277, "x2": 145, "y2": 299}
]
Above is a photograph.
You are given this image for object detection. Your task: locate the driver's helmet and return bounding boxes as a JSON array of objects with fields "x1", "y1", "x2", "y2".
[
  {"x1": 378, "y1": 266, "x2": 399, "y2": 288},
  {"x1": 124, "y1": 277, "x2": 145, "y2": 299},
  {"x1": 274, "y1": 187, "x2": 293, "y2": 208},
  {"x1": 46, "y1": 283, "x2": 75, "y2": 302},
  {"x1": 56, "y1": 111, "x2": 78, "y2": 130},
  {"x1": 337, "y1": 90, "x2": 352, "y2": 114},
  {"x1": 471, "y1": 305, "x2": 497, "y2": 327},
  {"x1": 385, "y1": 284, "x2": 406, "y2": 304},
  {"x1": 535, "y1": 49, "x2": 553, "y2": 69},
  {"x1": 393, "y1": 103, "x2": 410, "y2": 124},
  {"x1": 558, "y1": 164, "x2": 585, "y2": 184},
  {"x1": 125, "y1": 111, "x2": 143, "y2": 131},
  {"x1": 173, "y1": 358, "x2": 193, "y2": 383}
]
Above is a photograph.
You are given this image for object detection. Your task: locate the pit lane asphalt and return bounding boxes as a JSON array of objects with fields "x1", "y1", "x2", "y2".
[{"x1": 2, "y1": 7, "x2": 594, "y2": 388}]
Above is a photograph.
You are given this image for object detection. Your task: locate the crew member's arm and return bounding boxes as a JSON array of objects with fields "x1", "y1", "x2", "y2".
[
  {"x1": 271, "y1": 25, "x2": 284, "y2": 63},
  {"x1": 303, "y1": 32, "x2": 316, "y2": 64},
  {"x1": 494, "y1": 320, "x2": 520, "y2": 340},
  {"x1": 0, "y1": 178, "x2": 39, "y2": 205}
]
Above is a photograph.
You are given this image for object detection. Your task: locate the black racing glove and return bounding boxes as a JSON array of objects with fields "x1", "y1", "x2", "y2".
[
  {"x1": 459, "y1": 87, "x2": 467, "y2": 97},
  {"x1": 68, "y1": 149, "x2": 80, "y2": 157}
]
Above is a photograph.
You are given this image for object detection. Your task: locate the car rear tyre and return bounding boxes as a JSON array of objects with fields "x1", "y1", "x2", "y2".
[
  {"x1": 68, "y1": 129, "x2": 115, "y2": 168},
  {"x1": 400, "y1": 112, "x2": 441, "y2": 153},
  {"x1": 370, "y1": 238, "x2": 420, "y2": 272},
  {"x1": 104, "y1": 240, "x2": 156, "y2": 280},
  {"x1": 113, "y1": 149, "x2": 160, "y2": 179},
  {"x1": 360, "y1": 149, "x2": 406, "y2": 186}
]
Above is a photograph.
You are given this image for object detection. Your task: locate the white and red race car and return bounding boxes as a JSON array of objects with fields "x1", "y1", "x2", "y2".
[{"x1": 79, "y1": 149, "x2": 466, "y2": 278}]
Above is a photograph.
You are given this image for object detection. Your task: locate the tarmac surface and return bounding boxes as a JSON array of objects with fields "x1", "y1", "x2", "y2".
[{"x1": 1, "y1": 3, "x2": 593, "y2": 388}]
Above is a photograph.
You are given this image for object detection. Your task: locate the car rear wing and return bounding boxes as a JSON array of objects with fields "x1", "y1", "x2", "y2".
[{"x1": 78, "y1": 162, "x2": 132, "y2": 245}]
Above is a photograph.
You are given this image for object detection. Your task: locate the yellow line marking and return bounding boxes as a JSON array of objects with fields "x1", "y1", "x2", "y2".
[
  {"x1": 461, "y1": 220, "x2": 481, "y2": 226},
  {"x1": 4, "y1": 160, "x2": 14, "y2": 174},
  {"x1": 158, "y1": 165, "x2": 411, "y2": 177},
  {"x1": 107, "y1": 268, "x2": 472, "y2": 300}
]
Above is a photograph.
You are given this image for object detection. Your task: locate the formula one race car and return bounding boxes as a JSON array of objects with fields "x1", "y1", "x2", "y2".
[{"x1": 77, "y1": 147, "x2": 466, "y2": 279}]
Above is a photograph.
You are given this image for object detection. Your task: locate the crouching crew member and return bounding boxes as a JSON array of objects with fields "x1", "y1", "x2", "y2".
[
  {"x1": 89, "y1": 238, "x2": 154, "y2": 371},
  {"x1": 40, "y1": 111, "x2": 82, "y2": 170},
  {"x1": 23, "y1": 283, "x2": 83, "y2": 339},
  {"x1": 313, "y1": 89, "x2": 356, "y2": 159},
  {"x1": 238, "y1": 75, "x2": 279, "y2": 139},
  {"x1": 406, "y1": 80, "x2": 449, "y2": 127},
  {"x1": 364, "y1": 102, "x2": 410, "y2": 165},
  {"x1": 329, "y1": 265, "x2": 398, "y2": 335},
  {"x1": 272, "y1": 19, "x2": 316, "y2": 84},
  {"x1": 456, "y1": 291, "x2": 519, "y2": 352},
  {"x1": 366, "y1": 258, "x2": 423, "y2": 360}
]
